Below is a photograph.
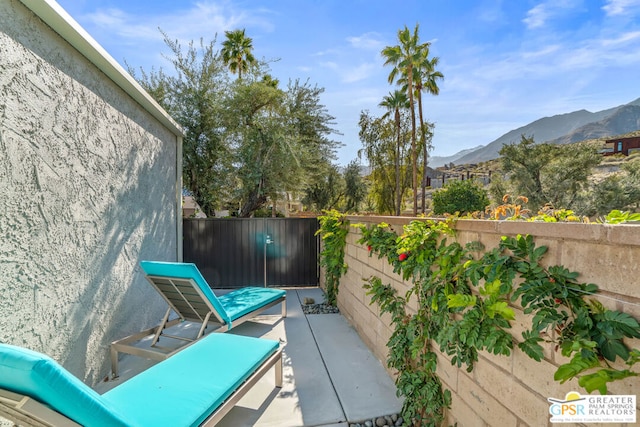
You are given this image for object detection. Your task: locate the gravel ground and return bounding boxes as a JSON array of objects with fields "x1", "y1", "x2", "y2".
[{"x1": 301, "y1": 302, "x2": 340, "y2": 314}]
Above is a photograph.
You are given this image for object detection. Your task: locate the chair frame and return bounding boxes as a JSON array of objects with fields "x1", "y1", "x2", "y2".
[
  {"x1": 0, "y1": 388, "x2": 81, "y2": 427},
  {"x1": 110, "y1": 274, "x2": 286, "y2": 378}
]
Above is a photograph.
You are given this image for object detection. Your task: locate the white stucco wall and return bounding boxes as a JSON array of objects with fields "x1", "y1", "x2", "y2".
[{"x1": 0, "y1": 0, "x2": 182, "y2": 385}]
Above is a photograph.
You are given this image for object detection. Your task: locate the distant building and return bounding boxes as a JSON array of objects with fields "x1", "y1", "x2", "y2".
[
  {"x1": 183, "y1": 196, "x2": 207, "y2": 218},
  {"x1": 602, "y1": 136, "x2": 640, "y2": 156}
]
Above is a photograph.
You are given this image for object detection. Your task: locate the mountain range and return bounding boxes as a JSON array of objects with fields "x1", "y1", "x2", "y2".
[{"x1": 430, "y1": 97, "x2": 640, "y2": 167}]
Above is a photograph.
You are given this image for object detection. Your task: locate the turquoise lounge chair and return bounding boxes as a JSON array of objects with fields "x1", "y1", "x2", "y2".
[
  {"x1": 0, "y1": 333, "x2": 282, "y2": 427},
  {"x1": 111, "y1": 261, "x2": 286, "y2": 377}
]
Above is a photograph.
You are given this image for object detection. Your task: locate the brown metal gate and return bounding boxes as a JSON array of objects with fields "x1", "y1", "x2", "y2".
[{"x1": 183, "y1": 218, "x2": 319, "y2": 288}]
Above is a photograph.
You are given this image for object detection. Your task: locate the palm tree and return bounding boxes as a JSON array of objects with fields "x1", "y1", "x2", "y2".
[
  {"x1": 382, "y1": 24, "x2": 429, "y2": 215},
  {"x1": 414, "y1": 49, "x2": 443, "y2": 212},
  {"x1": 379, "y1": 90, "x2": 409, "y2": 215},
  {"x1": 221, "y1": 29, "x2": 256, "y2": 80}
]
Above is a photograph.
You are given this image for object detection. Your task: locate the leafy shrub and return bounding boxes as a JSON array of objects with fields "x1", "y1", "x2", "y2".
[
  {"x1": 316, "y1": 210, "x2": 349, "y2": 306},
  {"x1": 358, "y1": 220, "x2": 640, "y2": 425},
  {"x1": 432, "y1": 179, "x2": 489, "y2": 215}
]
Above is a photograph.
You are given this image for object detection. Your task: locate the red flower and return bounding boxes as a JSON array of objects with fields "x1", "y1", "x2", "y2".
[
  {"x1": 367, "y1": 245, "x2": 372, "y2": 252},
  {"x1": 399, "y1": 253, "x2": 408, "y2": 261},
  {"x1": 554, "y1": 298, "x2": 562, "y2": 304}
]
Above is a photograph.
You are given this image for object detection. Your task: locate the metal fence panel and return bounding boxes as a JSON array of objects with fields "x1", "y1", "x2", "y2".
[{"x1": 183, "y1": 218, "x2": 319, "y2": 288}]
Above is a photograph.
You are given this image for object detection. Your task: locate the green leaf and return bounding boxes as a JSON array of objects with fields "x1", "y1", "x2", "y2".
[
  {"x1": 446, "y1": 294, "x2": 477, "y2": 309},
  {"x1": 554, "y1": 353, "x2": 599, "y2": 383},
  {"x1": 578, "y1": 369, "x2": 638, "y2": 395},
  {"x1": 486, "y1": 301, "x2": 515, "y2": 320},
  {"x1": 531, "y1": 245, "x2": 548, "y2": 262},
  {"x1": 480, "y1": 279, "x2": 501, "y2": 297},
  {"x1": 518, "y1": 331, "x2": 545, "y2": 362},
  {"x1": 597, "y1": 337, "x2": 629, "y2": 362},
  {"x1": 602, "y1": 310, "x2": 640, "y2": 338}
]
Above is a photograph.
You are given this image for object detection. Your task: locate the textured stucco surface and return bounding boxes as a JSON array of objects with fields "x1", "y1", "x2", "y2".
[{"x1": 0, "y1": 0, "x2": 179, "y2": 385}]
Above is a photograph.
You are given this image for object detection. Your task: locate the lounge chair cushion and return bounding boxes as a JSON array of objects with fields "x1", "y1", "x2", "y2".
[
  {"x1": 102, "y1": 333, "x2": 279, "y2": 427},
  {"x1": 0, "y1": 344, "x2": 129, "y2": 427},
  {"x1": 219, "y1": 287, "x2": 286, "y2": 321}
]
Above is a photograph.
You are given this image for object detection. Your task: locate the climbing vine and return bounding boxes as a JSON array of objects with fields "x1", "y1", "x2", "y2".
[
  {"x1": 357, "y1": 220, "x2": 640, "y2": 427},
  {"x1": 316, "y1": 210, "x2": 349, "y2": 306}
]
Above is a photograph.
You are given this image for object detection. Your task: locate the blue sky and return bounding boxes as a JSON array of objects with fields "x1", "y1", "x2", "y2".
[{"x1": 56, "y1": 0, "x2": 640, "y2": 165}]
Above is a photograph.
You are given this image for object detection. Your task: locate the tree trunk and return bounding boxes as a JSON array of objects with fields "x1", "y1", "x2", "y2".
[
  {"x1": 395, "y1": 110, "x2": 401, "y2": 216},
  {"x1": 239, "y1": 180, "x2": 268, "y2": 217},
  {"x1": 408, "y1": 64, "x2": 417, "y2": 216},
  {"x1": 271, "y1": 193, "x2": 277, "y2": 217},
  {"x1": 417, "y1": 92, "x2": 427, "y2": 214}
]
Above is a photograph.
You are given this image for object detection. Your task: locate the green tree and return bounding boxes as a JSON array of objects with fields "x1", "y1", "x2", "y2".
[
  {"x1": 432, "y1": 179, "x2": 489, "y2": 215},
  {"x1": 225, "y1": 79, "x2": 287, "y2": 216},
  {"x1": 587, "y1": 157, "x2": 640, "y2": 215},
  {"x1": 303, "y1": 165, "x2": 344, "y2": 211},
  {"x1": 344, "y1": 160, "x2": 367, "y2": 212},
  {"x1": 415, "y1": 52, "x2": 442, "y2": 213},
  {"x1": 397, "y1": 45, "x2": 443, "y2": 213},
  {"x1": 621, "y1": 157, "x2": 640, "y2": 209},
  {"x1": 488, "y1": 173, "x2": 509, "y2": 206},
  {"x1": 358, "y1": 111, "x2": 411, "y2": 214},
  {"x1": 135, "y1": 32, "x2": 338, "y2": 218},
  {"x1": 587, "y1": 174, "x2": 628, "y2": 216},
  {"x1": 382, "y1": 24, "x2": 430, "y2": 215},
  {"x1": 543, "y1": 143, "x2": 601, "y2": 208},
  {"x1": 499, "y1": 135, "x2": 600, "y2": 211},
  {"x1": 132, "y1": 33, "x2": 230, "y2": 217},
  {"x1": 221, "y1": 29, "x2": 256, "y2": 80},
  {"x1": 379, "y1": 90, "x2": 409, "y2": 215},
  {"x1": 225, "y1": 78, "x2": 339, "y2": 217}
]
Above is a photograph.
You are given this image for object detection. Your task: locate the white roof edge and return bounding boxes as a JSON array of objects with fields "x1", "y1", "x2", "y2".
[{"x1": 18, "y1": 0, "x2": 184, "y2": 137}]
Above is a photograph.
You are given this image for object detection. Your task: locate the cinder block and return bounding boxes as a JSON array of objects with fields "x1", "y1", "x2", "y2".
[
  {"x1": 560, "y1": 241, "x2": 640, "y2": 299},
  {"x1": 457, "y1": 371, "x2": 518, "y2": 426},
  {"x1": 479, "y1": 348, "x2": 513, "y2": 375},
  {"x1": 512, "y1": 348, "x2": 580, "y2": 400},
  {"x1": 509, "y1": 306, "x2": 532, "y2": 344},
  {"x1": 435, "y1": 348, "x2": 459, "y2": 392},
  {"x1": 473, "y1": 356, "x2": 550, "y2": 426},
  {"x1": 448, "y1": 389, "x2": 487, "y2": 427}
]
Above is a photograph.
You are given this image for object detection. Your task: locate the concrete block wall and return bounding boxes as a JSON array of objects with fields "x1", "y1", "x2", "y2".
[
  {"x1": 333, "y1": 216, "x2": 640, "y2": 427},
  {"x1": 1, "y1": 0, "x2": 182, "y2": 386}
]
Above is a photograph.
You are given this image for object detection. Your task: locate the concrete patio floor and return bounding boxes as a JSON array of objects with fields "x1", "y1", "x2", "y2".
[{"x1": 97, "y1": 288, "x2": 402, "y2": 427}]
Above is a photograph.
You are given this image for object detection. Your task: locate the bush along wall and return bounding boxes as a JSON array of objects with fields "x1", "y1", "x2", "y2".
[
  {"x1": 316, "y1": 210, "x2": 349, "y2": 306},
  {"x1": 356, "y1": 219, "x2": 640, "y2": 427}
]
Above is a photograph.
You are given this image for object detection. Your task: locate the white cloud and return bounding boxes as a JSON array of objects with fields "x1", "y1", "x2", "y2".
[
  {"x1": 601, "y1": 30, "x2": 640, "y2": 46},
  {"x1": 476, "y1": 1, "x2": 506, "y2": 24},
  {"x1": 523, "y1": 4, "x2": 549, "y2": 29},
  {"x1": 521, "y1": 45, "x2": 561, "y2": 59},
  {"x1": 342, "y1": 63, "x2": 376, "y2": 83},
  {"x1": 84, "y1": 9, "x2": 160, "y2": 41},
  {"x1": 522, "y1": 0, "x2": 581, "y2": 29},
  {"x1": 346, "y1": 32, "x2": 384, "y2": 51},
  {"x1": 83, "y1": 1, "x2": 272, "y2": 45},
  {"x1": 312, "y1": 48, "x2": 340, "y2": 57},
  {"x1": 319, "y1": 61, "x2": 339, "y2": 70},
  {"x1": 602, "y1": 0, "x2": 640, "y2": 16}
]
